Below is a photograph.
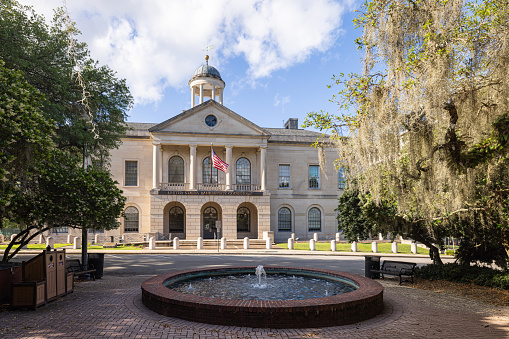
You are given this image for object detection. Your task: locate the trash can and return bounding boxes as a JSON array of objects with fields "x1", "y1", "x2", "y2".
[
  {"x1": 88, "y1": 253, "x2": 105, "y2": 279},
  {"x1": 365, "y1": 256, "x2": 380, "y2": 279}
]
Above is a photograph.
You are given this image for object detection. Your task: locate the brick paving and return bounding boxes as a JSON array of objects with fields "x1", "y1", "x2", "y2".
[{"x1": 1, "y1": 272, "x2": 507, "y2": 339}]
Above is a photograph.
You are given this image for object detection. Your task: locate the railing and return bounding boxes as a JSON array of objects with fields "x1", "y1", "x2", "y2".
[
  {"x1": 197, "y1": 183, "x2": 225, "y2": 191},
  {"x1": 159, "y1": 182, "x2": 189, "y2": 190},
  {"x1": 232, "y1": 184, "x2": 261, "y2": 192},
  {"x1": 159, "y1": 183, "x2": 261, "y2": 192}
]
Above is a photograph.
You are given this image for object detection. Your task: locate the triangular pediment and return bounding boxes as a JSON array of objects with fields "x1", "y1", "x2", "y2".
[{"x1": 149, "y1": 100, "x2": 270, "y2": 136}]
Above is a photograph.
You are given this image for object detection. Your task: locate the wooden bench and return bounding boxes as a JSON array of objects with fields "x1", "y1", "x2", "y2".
[
  {"x1": 66, "y1": 259, "x2": 96, "y2": 280},
  {"x1": 371, "y1": 260, "x2": 416, "y2": 284}
]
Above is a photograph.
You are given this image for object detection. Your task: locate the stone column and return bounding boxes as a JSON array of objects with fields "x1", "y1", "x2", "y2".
[
  {"x1": 411, "y1": 242, "x2": 418, "y2": 254},
  {"x1": 173, "y1": 237, "x2": 179, "y2": 250},
  {"x1": 260, "y1": 146, "x2": 267, "y2": 191},
  {"x1": 331, "y1": 240, "x2": 337, "y2": 251},
  {"x1": 288, "y1": 238, "x2": 294, "y2": 250},
  {"x1": 152, "y1": 144, "x2": 160, "y2": 189},
  {"x1": 309, "y1": 239, "x2": 316, "y2": 251},
  {"x1": 67, "y1": 234, "x2": 73, "y2": 244},
  {"x1": 225, "y1": 145, "x2": 232, "y2": 190},
  {"x1": 212, "y1": 85, "x2": 216, "y2": 101},
  {"x1": 244, "y1": 237, "x2": 249, "y2": 249},
  {"x1": 313, "y1": 233, "x2": 318, "y2": 242},
  {"x1": 199, "y1": 84, "x2": 204, "y2": 104},
  {"x1": 149, "y1": 237, "x2": 156, "y2": 250},
  {"x1": 191, "y1": 87, "x2": 195, "y2": 108},
  {"x1": 189, "y1": 144, "x2": 197, "y2": 190},
  {"x1": 221, "y1": 237, "x2": 227, "y2": 249},
  {"x1": 159, "y1": 145, "x2": 164, "y2": 184},
  {"x1": 392, "y1": 242, "x2": 398, "y2": 253},
  {"x1": 73, "y1": 237, "x2": 80, "y2": 249},
  {"x1": 197, "y1": 237, "x2": 203, "y2": 250},
  {"x1": 372, "y1": 241, "x2": 378, "y2": 253},
  {"x1": 335, "y1": 233, "x2": 341, "y2": 242},
  {"x1": 219, "y1": 89, "x2": 223, "y2": 105},
  {"x1": 266, "y1": 237, "x2": 272, "y2": 249}
]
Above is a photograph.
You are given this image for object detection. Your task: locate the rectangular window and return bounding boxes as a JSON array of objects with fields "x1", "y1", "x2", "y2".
[
  {"x1": 309, "y1": 165, "x2": 320, "y2": 189},
  {"x1": 125, "y1": 161, "x2": 138, "y2": 186},
  {"x1": 338, "y1": 168, "x2": 346, "y2": 189},
  {"x1": 52, "y1": 226, "x2": 68, "y2": 234},
  {"x1": 279, "y1": 164, "x2": 290, "y2": 188}
]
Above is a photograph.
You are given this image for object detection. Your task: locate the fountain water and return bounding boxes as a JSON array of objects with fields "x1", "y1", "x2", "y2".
[{"x1": 254, "y1": 265, "x2": 266, "y2": 287}]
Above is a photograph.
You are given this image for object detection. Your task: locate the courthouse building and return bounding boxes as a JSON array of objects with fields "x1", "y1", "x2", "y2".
[{"x1": 56, "y1": 57, "x2": 345, "y2": 243}]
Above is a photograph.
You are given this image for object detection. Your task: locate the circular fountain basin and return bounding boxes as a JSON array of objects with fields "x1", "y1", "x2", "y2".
[{"x1": 142, "y1": 266, "x2": 383, "y2": 328}]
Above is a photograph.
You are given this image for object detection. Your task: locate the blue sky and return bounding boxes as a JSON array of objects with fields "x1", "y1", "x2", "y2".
[{"x1": 18, "y1": 0, "x2": 363, "y2": 130}]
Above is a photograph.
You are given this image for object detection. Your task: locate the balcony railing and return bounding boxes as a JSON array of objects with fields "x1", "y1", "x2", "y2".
[
  {"x1": 159, "y1": 182, "x2": 189, "y2": 190},
  {"x1": 159, "y1": 182, "x2": 261, "y2": 192},
  {"x1": 231, "y1": 184, "x2": 261, "y2": 191},
  {"x1": 197, "y1": 183, "x2": 225, "y2": 191}
]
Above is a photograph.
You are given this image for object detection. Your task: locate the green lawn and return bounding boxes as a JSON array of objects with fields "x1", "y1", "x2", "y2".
[{"x1": 276, "y1": 242, "x2": 429, "y2": 254}]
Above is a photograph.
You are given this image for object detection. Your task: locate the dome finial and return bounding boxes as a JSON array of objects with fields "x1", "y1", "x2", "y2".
[{"x1": 205, "y1": 54, "x2": 209, "y2": 65}]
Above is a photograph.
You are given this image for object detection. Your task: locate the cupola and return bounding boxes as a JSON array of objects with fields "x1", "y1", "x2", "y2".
[{"x1": 189, "y1": 55, "x2": 225, "y2": 108}]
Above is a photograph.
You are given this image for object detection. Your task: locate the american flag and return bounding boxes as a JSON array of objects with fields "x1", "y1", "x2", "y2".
[{"x1": 211, "y1": 147, "x2": 229, "y2": 172}]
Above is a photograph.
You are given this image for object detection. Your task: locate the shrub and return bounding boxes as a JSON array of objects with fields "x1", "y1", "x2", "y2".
[{"x1": 415, "y1": 263, "x2": 509, "y2": 290}]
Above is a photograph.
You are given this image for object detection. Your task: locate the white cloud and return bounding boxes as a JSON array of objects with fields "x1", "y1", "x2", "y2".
[
  {"x1": 274, "y1": 93, "x2": 290, "y2": 107},
  {"x1": 17, "y1": 0, "x2": 354, "y2": 105}
]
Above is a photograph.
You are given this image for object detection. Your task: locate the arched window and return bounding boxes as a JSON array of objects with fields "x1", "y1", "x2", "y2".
[
  {"x1": 168, "y1": 156, "x2": 184, "y2": 183},
  {"x1": 203, "y1": 157, "x2": 218, "y2": 183},
  {"x1": 236, "y1": 158, "x2": 251, "y2": 185},
  {"x1": 169, "y1": 206, "x2": 184, "y2": 232},
  {"x1": 278, "y1": 207, "x2": 291, "y2": 232},
  {"x1": 237, "y1": 207, "x2": 250, "y2": 232},
  {"x1": 124, "y1": 206, "x2": 139, "y2": 232},
  {"x1": 308, "y1": 207, "x2": 321, "y2": 231}
]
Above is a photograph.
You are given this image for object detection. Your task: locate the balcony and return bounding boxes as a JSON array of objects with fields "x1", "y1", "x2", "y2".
[{"x1": 156, "y1": 182, "x2": 263, "y2": 195}]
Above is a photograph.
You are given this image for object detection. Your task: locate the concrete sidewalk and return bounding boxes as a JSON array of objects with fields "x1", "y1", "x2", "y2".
[{"x1": 15, "y1": 247, "x2": 438, "y2": 259}]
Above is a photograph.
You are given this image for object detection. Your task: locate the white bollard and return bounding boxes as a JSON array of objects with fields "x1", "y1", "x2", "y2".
[
  {"x1": 288, "y1": 238, "x2": 294, "y2": 250},
  {"x1": 266, "y1": 237, "x2": 272, "y2": 249},
  {"x1": 220, "y1": 237, "x2": 227, "y2": 249},
  {"x1": 39, "y1": 234, "x2": 44, "y2": 244},
  {"x1": 372, "y1": 241, "x2": 378, "y2": 253},
  {"x1": 73, "y1": 237, "x2": 81, "y2": 249},
  {"x1": 378, "y1": 233, "x2": 384, "y2": 241},
  {"x1": 351, "y1": 241, "x2": 357, "y2": 252},
  {"x1": 392, "y1": 242, "x2": 398, "y2": 253},
  {"x1": 291, "y1": 233, "x2": 296, "y2": 240},
  {"x1": 95, "y1": 234, "x2": 101, "y2": 244},
  {"x1": 331, "y1": 240, "x2": 337, "y2": 251},
  {"x1": 310, "y1": 239, "x2": 316, "y2": 251},
  {"x1": 243, "y1": 237, "x2": 249, "y2": 250},
  {"x1": 67, "y1": 234, "x2": 73, "y2": 244},
  {"x1": 197, "y1": 237, "x2": 203, "y2": 250},
  {"x1": 313, "y1": 233, "x2": 319, "y2": 242},
  {"x1": 149, "y1": 237, "x2": 156, "y2": 250},
  {"x1": 411, "y1": 242, "x2": 418, "y2": 254},
  {"x1": 46, "y1": 237, "x2": 54, "y2": 249},
  {"x1": 173, "y1": 237, "x2": 179, "y2": 250},
  {"x1": 121, "y1": 234, "x2": 127, "y2": 243},
  {"x1": 335, "y1": 233, "x2": 341, "y2": 242}
]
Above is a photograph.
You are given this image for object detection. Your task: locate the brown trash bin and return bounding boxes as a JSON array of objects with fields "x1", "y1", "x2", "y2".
[
  {"x1": 56, "y1": 250, "x2": 66, "y2": 297},
  {"x1": 11, "y1": 281, "x2": 46, "y2": 309}
]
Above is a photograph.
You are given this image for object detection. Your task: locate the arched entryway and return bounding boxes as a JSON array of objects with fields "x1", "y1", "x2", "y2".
[
  {"x1": 163, "y1": 202, "x2": 186, "y2": 239},
  {"x1": 201, "y1": 202, "x2": 222, "y2": 239},
  {"x1": 236, "y1": 202, "x2": 258, "y2": 239}
]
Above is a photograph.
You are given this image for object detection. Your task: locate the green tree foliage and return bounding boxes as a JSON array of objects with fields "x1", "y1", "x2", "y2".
[
  {"x1": 306, "y1": 0, "x2": 509, "y2": 265},
  {"x1": 0, "y1": 1, "x2": 130, "y2": 260},
  {"x1": 0, "y1": 60, "x2": 54, "y2": 222},
  {"x1": 0, "y1": 0, "x2": 133, "y2": 161},
  {"x1": 2, "y1": 151, "x2": 126, "y2": 262}
]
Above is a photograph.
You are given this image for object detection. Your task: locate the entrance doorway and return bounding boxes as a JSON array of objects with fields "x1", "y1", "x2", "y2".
[{"x1": 203, "y1": 206, "x2": 218, "y2": 239}]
